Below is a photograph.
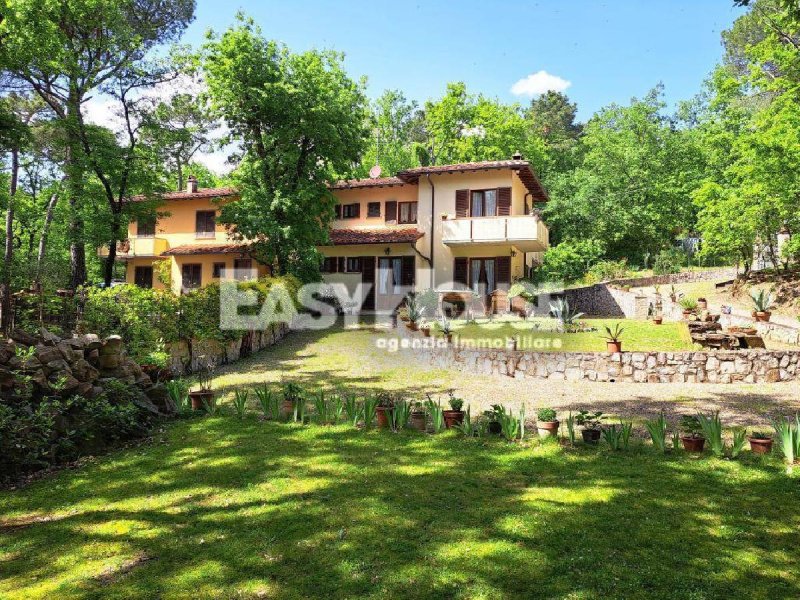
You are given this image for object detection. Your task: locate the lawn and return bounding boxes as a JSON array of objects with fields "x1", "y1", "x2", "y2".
[
  {"x1": 438, "y1": 317, "x2": 695, "y2": 352},
  {"x1": 2, "y1": 417, "x2": 799, "y2": 599}
]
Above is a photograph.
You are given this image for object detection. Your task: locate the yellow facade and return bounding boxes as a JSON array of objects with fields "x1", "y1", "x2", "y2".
[{"x1": 110, "y1": 161, "x2": 550, "y2": 311}]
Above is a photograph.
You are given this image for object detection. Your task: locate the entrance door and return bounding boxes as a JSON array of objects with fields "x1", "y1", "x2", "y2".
[
  {"x1": 470, "y1": 258, "x2": 496, "y2": 301},
  {"x1": 376, "y1": 256, "x2": 414, "y2": 312}
]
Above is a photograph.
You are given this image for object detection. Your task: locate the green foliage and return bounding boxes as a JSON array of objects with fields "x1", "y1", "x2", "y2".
[
  {"x1": 362, "y1": 395, "x2": 379, "y2": 429},
  {"x1": 549, "y1": 298, "x2": 585, "y2": 326},
  {"x1": 680, "y1": 415, "x2": 703, "y2": 439},
  {"x1": 575, "y1": 410, "x2": 605, "y2": 430},
  {"x1": 388, "y1": 399, "x2": 411, "y2": 432},
  {"x1": 342, "y1": 392, "x2": 362, "y2": 427},
  {"x1": 652, "y1": 248, "x2": 685, "y2": 275},
  {"x1": 731, "y1": 428, "x2": 747, "y2": 459},
  {"x1": 313, "y1": 390, "x2": 343, "y2": 425},
  {"x1": 601, "y1": 323, "x2": 625, "y2": 343},
  {"x1": 678, "y1": 297, "x2": 698, "y2": 311},
  {"x1": 749, "y1": 288, "x2": 774, "y2": 312},
  {"x1": 426, "y1": 398, "x2": 445, "y2": 433},
  {"x1": 165, "y1": 379, "x2": 190, "y2": 412},
  {"x1": 566, "y1": 411, "x2": 576, "y2": 445},
  {"x1": 202, "y1": 15, "x2": 368, "y2": 281},
  {"x1": 495, "y1": 405, "x2": 522, "y2": 442},
  {"x1": 771, "y1": 414, "x2": 800, "y2": 465},
  {"x1": 538, "y1": 239, "x2": 605, "y2": 283},
  {"x1": 447, "y1": 391, "x2": 464, "y2": 412},
  {"x1": 645, "y1": 412, "x2": 669, "y2": 453},
  {"x1": 232, "y1": 389, "x2": 249, "y2": 419},
  {"x1": 584, "y1": 259, "x2": 630, "y2": 284},
  {"x1": 255, "y1": 385, "x2": 280, "y2": 420},
  {"x1": 537, "y1": 407, "x2": 557, "y2": 422}
]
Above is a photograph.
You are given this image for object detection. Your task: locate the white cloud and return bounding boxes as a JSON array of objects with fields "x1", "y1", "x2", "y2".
[{"x1": 510, "y1": 70, "x2": 571, "y2": 97}]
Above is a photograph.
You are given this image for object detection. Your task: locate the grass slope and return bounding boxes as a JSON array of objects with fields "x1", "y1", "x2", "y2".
[
  {"x1": 440, "y1": 317, "x2": 694, "y2": 352},
  {"x1": 1, "y1": 418, "x2": 798, "y2": 599}
]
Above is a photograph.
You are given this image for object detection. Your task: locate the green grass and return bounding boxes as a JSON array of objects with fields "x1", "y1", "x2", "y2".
[
  {"x1": 1, "y1": 417, "x2": 798, "y2": 599},
  {"x1": 439, "y1": 317, "x2": 695, "y2": 351}
]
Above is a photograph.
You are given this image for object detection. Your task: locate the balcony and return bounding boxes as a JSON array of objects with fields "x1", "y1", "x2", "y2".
[
  {"x1": 441, "y1": 215, "x2": 548, "y2": 252},
  {"x1": 98, "y1": 236, "x2": 169, "y2": 259}
]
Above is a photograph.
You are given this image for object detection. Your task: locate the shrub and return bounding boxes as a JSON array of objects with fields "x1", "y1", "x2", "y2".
[
  {"x1": 537, "y1": 239, "x2": 605, "y2": 283},
  {"x1": 652, "y1": 248, "x2": 685, "y2": 275},
  {"x1": 584, "y1": 259, "x2": 629, "y2": 284}
]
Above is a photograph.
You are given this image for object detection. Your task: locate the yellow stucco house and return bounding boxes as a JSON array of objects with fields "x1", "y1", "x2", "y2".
[{"x1": 105, "y1": 156, "x2": 550, "y2": 312}]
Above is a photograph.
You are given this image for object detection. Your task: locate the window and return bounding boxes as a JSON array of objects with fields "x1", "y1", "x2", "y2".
[
  {"x1": 470, "y1": 189, "x2": 497, "y2": 217},
  {"x1": 136, "y1": 217, "x2": 155, "y2": 238},
  {"x1": 398, "y1": 201, "x2": 418, "y2": 224},
  {"x1": 134, "y1": 266, "x2": 153, "y2": 288},
  {"x1": 345, "y1": 257, "x2": 361, "y2": 273},
  {"x1": 342, "y1": 203, "x2": 360, "y2": 219},
  {"x1": 321, "y1": 257, "x2": 338, "y2": 273},
  {"x1": 234, "y1": 258, "x2": 254, "y2": 281},
  {"x1": 367, "y1": 202, "x2": 381, "y2": 218},
  {"x1": 195, "y1": 210, "x2": 216, "y2": 238},
  {"x1": 181, "y1": 264, "x2": 202, "y2": 291},
  {"x1": 212, "y1": 262, "x2": 226, "y2": 278}
]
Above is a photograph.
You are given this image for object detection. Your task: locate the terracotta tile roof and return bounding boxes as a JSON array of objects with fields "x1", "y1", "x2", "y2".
[
  {"x1": 397, "y1": 160, "x2": 548, "y2": 202},
  {"x1": 330, "y1": 176, "x2": 406, "y2": 190},
  {"x1": 326, "y1": 227, "x2": 424, "y2": 246},
  {"x1": 132, "y1": 187, "x2": 238, "y2": 203},
  {"x1": 162, "y1": 243, "x2": 250, "y2": 256}
]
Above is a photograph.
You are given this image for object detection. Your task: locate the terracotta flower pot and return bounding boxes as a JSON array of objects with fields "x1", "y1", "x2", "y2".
[
  {"x1": 697, "y1": 299, "x2": 708, "y2": 310},
  {"x1": 682, "y1": 310, "x2": 692, "y2": 319},
  {"x1": 190, "y1": 390, "x2": 214, "y2": 411},
  {"x1": 280, "y1": 399, "x2": 294, "y2": 419},
  {"x1": 755, "y1": 311, "x2": 771, "y2": 322},
  {"x1": 410, "y1": 411, "x2": 427, "y2": 431},
  {"x1": 653, "y1": 317, "x2": 663, "y2": 325},
  {"x1": 407, "y1": 321, "x2": 419, "y2": 331},
  {"x1": 749, "y1": 437, "x2": 773, "y2": 455},
  {"x1": 581, "y1": 429, "x2": 601, "y2": 444},
  {"x1": 606, "y1": 341, "x2": 622, "y2": 353},
  {"x1": 681, "y1": 436, "x2": 706, "y2": 452},
  {"x1": 443, "y1": 410, "x2": 464, "y2": 428},
  {"x1": 444, "y1": 333, "x2": 453, "y2": 344},
  {"x1": 421, "y1": 327, "x2": 431, "y2": 337},
  {"x1": 537, "y1": 420, "x2": 560, "y2": 439},
  {"x1": 376, "y1": 406, "x2": 391, "y2": 428}
]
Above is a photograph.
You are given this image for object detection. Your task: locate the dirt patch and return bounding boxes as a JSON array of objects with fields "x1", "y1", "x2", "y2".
[{"x1": 94, "y1": 553, "x2": 154, "y2": 585}]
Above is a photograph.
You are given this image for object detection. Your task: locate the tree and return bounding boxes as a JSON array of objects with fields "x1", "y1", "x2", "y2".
[
  {"x1": 356, "y1": 90, "x2": 421, "y2": 177},
  {"x1": 140, "y1": 91, "x2": 216, "y2": 190},
  {"x1": 525, "y1": 91, "x2": 584, "y2": 178},
  {"x1": 0, "y1": 0, "x2": 195, "y2": 288},
  {"x1": 202, "y1": 15, "x2": 368, "y2": 281},
  {"x1": 543, "y1": 86, "x2": 703, "y2": 263}
]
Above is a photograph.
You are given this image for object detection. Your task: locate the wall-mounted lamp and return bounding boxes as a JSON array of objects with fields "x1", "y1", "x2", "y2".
[
  {"x1": 384, "y1": 247, "x2": 391, "y2": 256},
  {"x1": 510, "y1": 249, "x2": 517, "y2": 258}
]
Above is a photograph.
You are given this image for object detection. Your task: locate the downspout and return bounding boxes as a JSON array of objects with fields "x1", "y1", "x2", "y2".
[{"x1": 426, "y1": 174, "x2": 436, "y2": 288}]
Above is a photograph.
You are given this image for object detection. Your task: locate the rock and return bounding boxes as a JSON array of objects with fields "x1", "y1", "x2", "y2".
[
  {"x1": 40, "y1": 328, "x2": 61, "y2": 346},
  {"x1": 57, "y1": 340, "x2": 79, "y2": 363},
  {"x1": 10, "y1": 328, "x2": 38, "y2": 346},
  {"x1": 98, "y1": 354, "x2": 121, "y2": 369},
  {"x1": 146, "y1": 384, "x2": 176, "y2": 414},
  {"x1": 35, "y1": 344, "x2": 62, "y2": 364},
  {"x1": 81, "y1": 334, "x2": 103, "y2": 351},
  {"x1": 132, "y1": 390, "x2": 161, "y2": 415},
  {"x1": 100, "y1": 335, "x2": 124, "y2": 355},
  {"x1": 72, "y1": 359, "x2": 99, "y2": 382},
  {"x1": 45, "y1": 359, "x2": 71, "y2": 374}
]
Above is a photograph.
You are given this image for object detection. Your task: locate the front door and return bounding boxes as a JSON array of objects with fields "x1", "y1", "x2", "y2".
[
  {"x1": 470, "y1": 258, "x2": 496, "y2": 301},
  {"x1": 376, "y1": 256, "x2": 414, "y2": 312},
  {"x1": 361, "y1": 257, "x2": 376, "y2": 311}
]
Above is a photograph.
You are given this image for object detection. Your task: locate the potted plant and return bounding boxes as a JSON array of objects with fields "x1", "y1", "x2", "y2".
[
  {"x1": 602, "y1": 323, "x2": 624, "y2": 353},
  {"x1": 668, "y1": 285, "x2": 681, "y2": 303},
  {"x1": 406, "y1": 295, "x2": 425, "y2": 331},
  {"x1": 281, "y1": 381, "x2": 303, "y2": 418},
  {"x1": 750, "y1": 289, "x2": 774, "y2": 322},
  {"x1": 576, "y1": 410, "x2": 604, "y2": 444},
  {"x1": 443, "y1": 391, "x2": 465, "y2": 428},
  {"x1": 189, "y1": 357, "x2": 215, "y2": 410},
  {"x1": 536, "y1": 407, "x2": 559, "y2": 439},
  {"x1": 679, "y1": 297, "x2": 698, "y2": 319},
  {"x1": 697, "y1": 297, "x2": 708, "y2": 310},
  {"x1": 679, "y1": 415, "x2": 705, "y2": 452},
  {"x1": 375, "y1": 394, "x2": 394, "y2": 428},
  {"x1": 397, "y1": 306, "x2": 410, "y2": 322},
  {"x1": 420, "y1": 320, "x2": 431, "y2": 337},
  {"x1": 484, "y1": 404, "x2": 503, "y2": 435},
  {"x1": 653, "y1": 313, "x2": 663, "y2": 325},
  {"x1": 748, "y1": 431, "x2": 773, "y2": 455},
  {"x1": 410, "y1": 401, "x2": 427, "y2": 431}
]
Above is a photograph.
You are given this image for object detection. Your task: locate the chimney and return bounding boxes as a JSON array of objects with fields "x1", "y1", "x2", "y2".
[
  {"x1": 512, "y1": 152, "x2": 523, "y2": 161},
  {"x1": 186, "y1": 175, "x2": 198, "y2": 194}
]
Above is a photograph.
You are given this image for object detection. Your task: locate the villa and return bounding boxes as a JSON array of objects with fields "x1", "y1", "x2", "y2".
[{"x1": 105, "y1": 155, "x2": 550, "y2": 312}]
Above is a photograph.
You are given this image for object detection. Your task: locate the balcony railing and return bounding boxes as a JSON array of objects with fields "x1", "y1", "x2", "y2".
[
  {"x1": 441, "y1": 215, "x2": 548, "y2": 251},
  {"x1": 98, "y1": 236, "x2": 169, "y2": 258}
]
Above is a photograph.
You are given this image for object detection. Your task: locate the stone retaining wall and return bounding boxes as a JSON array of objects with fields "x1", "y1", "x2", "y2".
[
  {"x1": 167, "y1": 322, "x2": 291, "y2": 371},
  {"x1": 401, "y1": 328, "x2": 800, "y2": 384}
]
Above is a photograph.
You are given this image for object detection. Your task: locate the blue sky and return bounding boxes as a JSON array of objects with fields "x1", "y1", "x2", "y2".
[{"x1": 185, "y1": 0, "x2": 746, "y2": 119}]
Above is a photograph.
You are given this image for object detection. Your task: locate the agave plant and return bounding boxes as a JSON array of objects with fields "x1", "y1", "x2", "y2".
[
  {"x1": 343, "y1": 393, "x2": 362, "y2": 427},
  {"x1": 645, "y1": 412, "x2": 668, "y2": 453},
  {"x1": 771, "y1": 414, "x2": 800, "y2": 465},
  {"x1": 497, "y1": 406, "x2": 521, "y2": 442},
  {"x1": 454, "y1": 407, "x2": 473, "y2": 436},
  {"x1": 231, "y1": 389, "x2": 249, "y2": 419},
  {"x1": 255, "y1": 385, "x2": 279, "y2": 419},
  {"x1": 549, "y1": 298, "x2": 584, "y2": 326},
  {"x1": 405, "y1": 295, "x2": 426, "y2": 323},
  {"x1": 750, "y1": 288, "x2": 774, "y2": 313},
  {"x1": 697, "y1": 411, "x2": 724, "y2": 457},
  {"x1": 565, "y1": 411, "x2": 576, "y2": 445},
  {"x1": 730, "y1": 428, "x2": 747, "y2": 459},
  {"x1": 389, "y1": 399, "x2": 411, "y2": 432},
  {"x1": 362, "y1": 395, "x2": 379, "y2": 429},
  {"x1": 426, "y1": 398, "x2": 445, "y2": 433},
  {"x1": 602, "y1": 323, "x2": 625, "y2": 343},
  {"x1": 165, "y1": 378, "x2": 190, "y2": 412}
]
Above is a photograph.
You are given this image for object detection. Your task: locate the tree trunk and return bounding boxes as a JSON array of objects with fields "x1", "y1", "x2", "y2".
[
  {"x1": 66, "y1": 96, "x2": 87, "y2": 290},
  {"x1": 35, "y1": 191, "x2": 59, "y2": 287},
  {"x1": 103, "y1": 209, "x2": 121, "y2": 287},
  {"x1": 1, "y1": 148, "x2": 18, "y2": 333},
  {"x1": 176, "y1": 159, "x2": 184, "y2": 191}
]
